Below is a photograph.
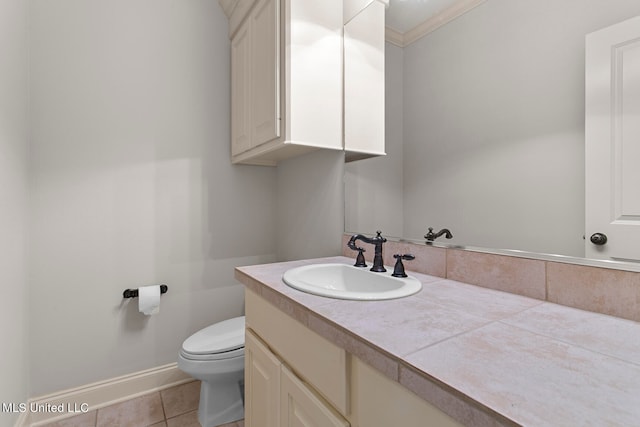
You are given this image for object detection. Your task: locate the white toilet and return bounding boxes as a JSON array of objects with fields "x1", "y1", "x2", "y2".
[{"x1": 178, "y1": 316, "x2": 245, "y2": 427}]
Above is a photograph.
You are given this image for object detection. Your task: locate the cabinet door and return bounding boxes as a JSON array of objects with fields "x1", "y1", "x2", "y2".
[
  {"x1": 250, "y1": 0, "x2": 280, "y2": 148},
  {"x1": 343, "y1": 0, "x2": 386, "y2": 159},
  {"x1": 231, "y1": 17, "x2": 252, "y2": 156},
  {"x1": 245, "y1": 330, "x2": 280, "y2": 427},
  {"x1": 280, "y1": 365, "x2": 349, "y2": 427}
]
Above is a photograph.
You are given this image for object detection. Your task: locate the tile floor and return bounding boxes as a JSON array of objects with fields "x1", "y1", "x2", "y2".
[{"x1": 40, "y1": 380, "x2": 244, "y2": 427}]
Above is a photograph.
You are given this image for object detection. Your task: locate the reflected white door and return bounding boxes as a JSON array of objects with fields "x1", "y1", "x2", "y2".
[{"x1": 585, "y1": 15, "x2": 640, "y2": 261}]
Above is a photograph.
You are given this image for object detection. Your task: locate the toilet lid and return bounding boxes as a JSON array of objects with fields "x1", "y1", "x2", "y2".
[{"x1": 182, "y1": 316, "x2": 245, "y2": 355}]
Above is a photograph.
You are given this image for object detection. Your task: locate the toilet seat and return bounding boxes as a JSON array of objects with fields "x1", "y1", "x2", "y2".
[
  {"x1": 181, "y1": 316, "x2": 245, "y2": 361},
  {"x1": 180, "y1": 346, "x2": 244, "y2": 361}
]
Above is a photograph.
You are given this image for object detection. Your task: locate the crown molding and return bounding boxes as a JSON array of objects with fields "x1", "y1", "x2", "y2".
[
  {"x1": 218, "y1": 0, "x2": 238, "y2": 18},
  {"x1": 385, "y1": 26, "x2": 405, "y2": 47},
  {"x1": 385, "y1": 0, "x2": 486, "y2": 47},
  {"x1": 220, "y1": 0, "x2": 485, "y2": 48}
]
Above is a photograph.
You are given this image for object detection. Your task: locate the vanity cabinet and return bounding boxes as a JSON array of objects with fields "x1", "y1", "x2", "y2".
[
  {"x1": 245, "y1": 287, "x2": 350, "y2": 426},
  {"x1": 246, "y1": 330, "x2": 349, "y2": 426},
  {"x1": 245, "y1": 289, "x2": 463, "y2": 427},
  {"x1": 220, "y1": 0, "x2": 386, "y2": 166}
]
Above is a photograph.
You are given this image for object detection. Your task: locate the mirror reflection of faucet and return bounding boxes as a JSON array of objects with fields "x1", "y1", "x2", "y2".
[
  {"x1": 424, "y1": 227, "x2": 453, "y2": 242},
  {"x1": 347, "y1": 231, "x2": 387, "y2": 272}
]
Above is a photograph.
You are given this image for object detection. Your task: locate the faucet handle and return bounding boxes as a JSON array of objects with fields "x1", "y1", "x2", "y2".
[
  {"x1": 391, "y1": 254, "x2": 415, "y2": 278},
  {"x1": 353, "y1": 247, "x2": 367, "y2": 268},
  {"x1": 347, "y1": 237, "x2": 368, "y2": 267}
]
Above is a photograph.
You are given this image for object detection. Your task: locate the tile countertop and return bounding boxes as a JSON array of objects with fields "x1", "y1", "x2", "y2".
[{"x1": 235, "y1": 256, "x2": 640, "y2": 427}]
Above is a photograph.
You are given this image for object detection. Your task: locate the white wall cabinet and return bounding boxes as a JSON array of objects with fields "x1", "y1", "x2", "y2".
[
  {"x1": 245, "y1": 289, "x2": 464, "y2": 427},
  {"x1": 230, "y1": 0, "x2": 280, "y2": 159},
  {"x1": 230, "y1": 15, "x2": 252, "y2": 155},
  {"x1": 220, "y1": 0, "x2": 386, "y2": 166},
  {"x1": 344, "y1": 0, "x2": 387, "y2": 161}
]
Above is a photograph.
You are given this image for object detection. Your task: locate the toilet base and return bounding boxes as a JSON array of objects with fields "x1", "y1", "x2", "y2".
[{"x1": 197, "y1": 377, "x2": 244, "y2": 427}]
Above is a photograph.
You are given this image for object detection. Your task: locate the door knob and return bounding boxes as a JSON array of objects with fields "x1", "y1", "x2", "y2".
[{"x1": 590, "y1": 233, "x2": 608, "y2": 245}]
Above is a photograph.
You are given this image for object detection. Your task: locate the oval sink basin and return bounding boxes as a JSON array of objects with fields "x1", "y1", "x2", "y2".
[{"x1": 282, "y1": 263, "x2": 422, "y2": 300}]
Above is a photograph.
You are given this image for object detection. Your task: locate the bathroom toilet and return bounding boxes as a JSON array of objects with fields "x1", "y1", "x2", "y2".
[{"x1": 178, "y1": 316, "x2": 245, "y2": 427}]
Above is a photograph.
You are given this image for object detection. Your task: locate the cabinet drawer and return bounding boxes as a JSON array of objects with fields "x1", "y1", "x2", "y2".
[
  {"x1": 351, "y1": 357, "x2": 464, "y2": 427},
  {"x1": 245, "y1": 289, "x2": 348, "y2": 415}
]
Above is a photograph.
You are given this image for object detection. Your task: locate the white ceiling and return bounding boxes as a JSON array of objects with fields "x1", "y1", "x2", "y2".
[{"x1": 386, "y1": 0, "x2": 463, "y2": 33}]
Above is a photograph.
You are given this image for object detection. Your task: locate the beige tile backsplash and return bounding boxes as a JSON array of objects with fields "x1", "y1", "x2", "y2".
[
  {"x1": 446, "y1": 249, "x2": 547, "y2": 300},
  {"x1": 547, "y1": 262, "x2": 640, "y2": 322},
  {"x1": 342, "y1": 234, "x2": 640, "y2": 322}
]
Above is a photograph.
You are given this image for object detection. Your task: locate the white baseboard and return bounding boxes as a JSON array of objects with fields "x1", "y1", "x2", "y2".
[{"x1": 16, "y1": 363, "x2": 193, "y2": 427}]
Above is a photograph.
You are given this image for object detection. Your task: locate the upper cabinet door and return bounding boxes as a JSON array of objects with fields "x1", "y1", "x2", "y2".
[
  {"x1": 231, "y1": 17, "x2": 252, "y2": 156},
  {"x1": 585, "y1": 15, "x2": 640, "y2": 261},
  {"x1": 251, "y1": 0, "x2": 280, "y2": 148},
  {"x1": 344, "y1": 0, "x2": 386, "y2": 161},
  {"x1": 285, "y1": 0, "x2": 343, "y2": 150}
]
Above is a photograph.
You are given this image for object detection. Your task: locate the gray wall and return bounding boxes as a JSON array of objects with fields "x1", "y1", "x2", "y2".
[
  {"x1": 0, "y1": 0, "x2": 29, "y2": 424},
  {"x1": 277, "y1": 149, "x2": 344, "y2": 261},
  {"x1": 29, "y1": 0, "x2": 277, "y2": 396},
  {"x1": 401, "y1": 0, "x2": 640, "y2": 256},
  {"x1": 2, "y1": 0, "x2": 346, "y2": 404},
  {"x1": 344, "y1": 43, "x2": 404, "y2": 239}
]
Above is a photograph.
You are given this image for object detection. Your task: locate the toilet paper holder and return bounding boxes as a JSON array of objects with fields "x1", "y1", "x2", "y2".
[{"x1": 123, "y1": 285, "x2": 168, "y2": 299}]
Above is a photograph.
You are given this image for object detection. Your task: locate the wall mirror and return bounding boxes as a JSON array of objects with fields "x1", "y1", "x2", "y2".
[{"x1": 344, "y1": 0, "x2": 640, "y2": 270}]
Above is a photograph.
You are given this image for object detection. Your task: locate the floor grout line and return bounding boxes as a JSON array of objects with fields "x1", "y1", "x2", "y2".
[{"x1": 38, "y1": 379, "x2": 244, "y2": 427}]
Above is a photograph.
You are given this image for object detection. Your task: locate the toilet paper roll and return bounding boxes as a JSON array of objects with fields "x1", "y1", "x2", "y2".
[{"x1": 138, "y1": 285, "x2": 161, "y2": 315}]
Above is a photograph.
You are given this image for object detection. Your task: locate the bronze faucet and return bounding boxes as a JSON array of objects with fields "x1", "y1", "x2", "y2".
[
  {"x1": 347, "y1": 231, "x2": 387, "y2": 272},
  {"x1": 424, "y1": 227, "x2": 453, "y2": 242}
]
